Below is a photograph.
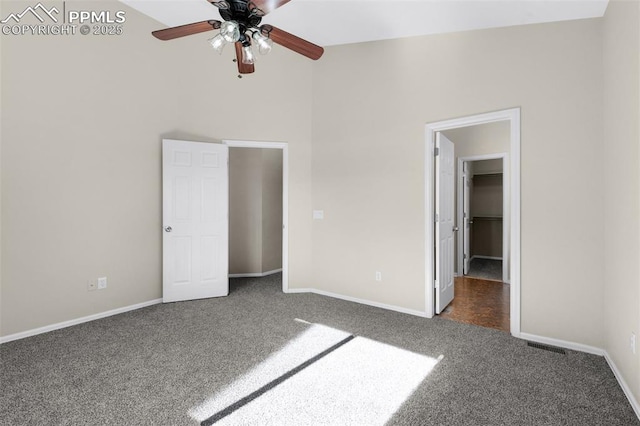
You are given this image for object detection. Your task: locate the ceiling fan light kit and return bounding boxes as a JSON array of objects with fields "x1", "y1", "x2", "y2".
[
  {"x1": 151, "y1": 0, "x2": 324, "y2": 77},
  {"x1": 253, "y1": 31, "x2": 272, "y2": 54},
  {"x1": 241, "y1": 44, "x2": 256, "y2": 64},
  {"x1": 208, "y1": 33, "x2": 227, "y2": 54},
  {"x1": 220, "y1": 20, "x2": 241, "y2": 43}
]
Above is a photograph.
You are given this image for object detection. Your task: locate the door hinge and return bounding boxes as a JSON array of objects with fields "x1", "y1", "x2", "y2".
[
  {"x1": 464, "y1": 254, "x2": 467, "y2": 259},
  {"x1": 434, "y1": 280, "x2": 439, "y2": 289},
  {"x1": 435, "y1": 213, "x2": 439, "y2": 222},
  {"x1": 434, "y1": 147, "x2": 440, "y2": 156}
]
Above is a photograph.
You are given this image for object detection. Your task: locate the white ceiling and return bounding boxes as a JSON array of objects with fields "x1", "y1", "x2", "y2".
[{"x1": 121, "y1": 0, "x2": 609, "y2": 47}]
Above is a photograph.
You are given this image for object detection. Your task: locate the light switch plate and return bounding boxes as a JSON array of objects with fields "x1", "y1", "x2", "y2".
[
  {"x1": 313, "y1": 210, "x2": 324, "y2": 220},
  {"x1": 97, "y1": 277, "x2": 107, "y2": 290}
]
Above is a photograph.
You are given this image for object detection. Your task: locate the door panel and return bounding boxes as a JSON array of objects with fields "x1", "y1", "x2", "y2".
[
  {"x1": 163, "y1": 139, "x2": 229, "y2": 303},
  {"x1": 435, "y1": 133, "x2": 455, "y2": 314}
]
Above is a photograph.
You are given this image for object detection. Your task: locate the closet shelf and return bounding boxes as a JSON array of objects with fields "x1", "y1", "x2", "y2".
[
  {"x1": 472, "y1": 215, "x2": 503, "y2": 221},
  {"x1": 473, "y1": 173, "x2": 503, "y2": 178}
]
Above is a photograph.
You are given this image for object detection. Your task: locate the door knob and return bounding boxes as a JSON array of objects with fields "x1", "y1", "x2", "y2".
[
  {"x1": 453, "y1": 226, "x2": 459, "y2": 232},
  {"x1": 164, "y1": 226, "x2": 172, "y2": 233}
]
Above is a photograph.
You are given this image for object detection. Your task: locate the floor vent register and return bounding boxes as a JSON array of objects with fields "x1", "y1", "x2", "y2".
[{"x1": 526, "y1": 341, "x2": 567, "y2": 355}]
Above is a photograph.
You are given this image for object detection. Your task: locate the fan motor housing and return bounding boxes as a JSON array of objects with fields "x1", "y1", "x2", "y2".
[{"x1": 219, "y1": 0, "x2": 262, "y2": 28}]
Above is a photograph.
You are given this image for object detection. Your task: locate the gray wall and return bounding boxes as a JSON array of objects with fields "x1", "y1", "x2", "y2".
[
  {"x1": 229, "y1": 149, "x2": 263, "y2": 274},
  {"x1": 312, "y1": 19, "x2": 603, "y2": 347},
  {"x1": 261, "y1": 149, "x2": 284, "y2": 273},
  {"x1": 471, "y1": 173, "x2": 503, "y2": 218},
  {"x1": 602, "y1": 0, "x2": 640, "y2": 406},
  {"x1": 0, "y1": 3, "x2": 313, "y2": 336},
  {"x1": 471, "y1": 172, "x2": 503, "y2": 259},
  {"x1": 474, "y1": 159, "x2": 503, "y2": 175}
]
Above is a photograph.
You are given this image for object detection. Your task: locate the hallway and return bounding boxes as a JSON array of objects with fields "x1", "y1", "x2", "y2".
[{"x1": 440, "y1": 276, "x2": 510, "y2": 332}]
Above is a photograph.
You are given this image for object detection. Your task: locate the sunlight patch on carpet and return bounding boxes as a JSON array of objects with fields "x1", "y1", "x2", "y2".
[
  {"x1": 189, "y1": 323, "x2": 351, "y2": 422},
  {"x1": 190, "y1": 323, "x2": 441, "y2": 425}
]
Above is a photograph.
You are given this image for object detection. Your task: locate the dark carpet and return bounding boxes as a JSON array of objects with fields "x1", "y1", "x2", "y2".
[
  {"x1": 467, "y1": 257, "x2": 503, "y2": 281},
  {"x1": 0, "y1": 274, "x2": 637, "y2": 425}
]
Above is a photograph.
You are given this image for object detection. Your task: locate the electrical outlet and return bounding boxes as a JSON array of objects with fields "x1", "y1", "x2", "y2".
[
  {"x1": 97, "y1": 277, "x2": 107, "y2": 290},
  {"x1": 87, "y1": 280, "x2": 97, "y2": 291},
  {"x1": 375, "y1": 271, "x2": 382, "y2": 282},
  {"x1": 631, "y1": 333, "x2": 636, "y2": 355}
]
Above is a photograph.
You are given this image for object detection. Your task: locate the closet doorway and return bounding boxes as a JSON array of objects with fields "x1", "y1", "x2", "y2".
[{"x1": 458, "y1": 155, "x2": 508, "y2": 283}]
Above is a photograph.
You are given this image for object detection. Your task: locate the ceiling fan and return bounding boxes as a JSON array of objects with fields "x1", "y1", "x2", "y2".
[{"x1": 152, "y1": 0, "x2": 324, "y2": 76}]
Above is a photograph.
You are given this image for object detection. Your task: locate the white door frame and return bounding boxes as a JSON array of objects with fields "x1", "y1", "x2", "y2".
[
  {"x1": 425, "y1": 108, "x2": 521, "y2": 336},
  {"x1": 223, "y1": 140, "x2": 289, "y2": 292},
  {"x1": 457, "y1": 153, "x2": 509, "y2": 284}
]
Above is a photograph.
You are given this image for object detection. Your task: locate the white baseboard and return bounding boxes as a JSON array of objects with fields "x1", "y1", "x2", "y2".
[
  {"x1": 229, "y1": 268, "x2": 282, "y2": 278},
  {"x1": 516, "y1": 332, "x2": 639, "y2": 419},
  {"x1": 284, "y1": 287, "x2": 313, "y2": 294},
  {"x1": 0, "y1": 298, "x2": 163, "y2": 344},
  {"x1": 604, "y1": 351, "x2": 640, "y2": 419},
  {"x1": 517, "y1": 332, "x2": 604, "y2": 356},
  {"x1": 285, "y1": 287, "x2": 427, "y2": 318}
]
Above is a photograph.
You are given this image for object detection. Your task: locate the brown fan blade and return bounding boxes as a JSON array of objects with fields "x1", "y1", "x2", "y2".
[
  {"x1": 235, "y1": 42, "x2": 255, "y2": 74},
  {"x1": 260, "y1": 25, "x2": 323, "y2": 60},
  {"x1": 249, "y1": 0, "x2": 292, "y2": 16},
  {"x1": 152, "y1": 20, "x2": 221, "y2": 41}
]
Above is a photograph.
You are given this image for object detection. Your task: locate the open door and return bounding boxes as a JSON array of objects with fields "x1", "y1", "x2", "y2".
[
  {"x1": 462, "y1": 162, "x2": 471, "y2": 275},
  {"x1": 435, "y1": 132, "x2": 455, "y2": 314},
  {"x1": 162, "y1": 139, "x2": 229, "y2": 303}
]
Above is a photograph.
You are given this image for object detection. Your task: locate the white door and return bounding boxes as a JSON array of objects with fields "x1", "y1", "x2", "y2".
[
  {"x1": 162, "y1": 139, "x2": 229, "y2": 303},
  {"x1": 435, "y1": 132, "x2": 455, "y2": 314},
  {"x1": 463, "y1": 162, "x2": 471, "y2": 275}
]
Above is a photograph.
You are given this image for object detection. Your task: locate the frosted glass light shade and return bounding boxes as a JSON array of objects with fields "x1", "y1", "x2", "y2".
[
  {"x1": 242, "y1": 45, "x2": 255, "y2": 64},
  {"x1": 252, "y1": 31, "x2": 272, "y2": 55},
  {"x1": 208, "y1": 34, "x2": 226, "y2": 54},
  {"x1": 220, "y1": 21, "x2": 240, "y2": 43}
]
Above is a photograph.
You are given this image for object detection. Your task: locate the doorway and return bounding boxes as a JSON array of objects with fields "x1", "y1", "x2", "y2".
[
  {"x1": 224, "y1": 140, "x2": 289, "y2": 292},
  {"x1": 162, "y1": 139, "x2": 290, "y2": 303},
  {"x1": 445, "y1": 156, "x2": 509, "y2": 332},
  {"x1": 458, "y1": 155, "x2": 508, "y2": 283},
  {"x1": 228, "y1": 148, "x2": 283, "y2": 277},
  {"x1": 424, "y1": 108, "x2": 521, "y2": 336}
]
